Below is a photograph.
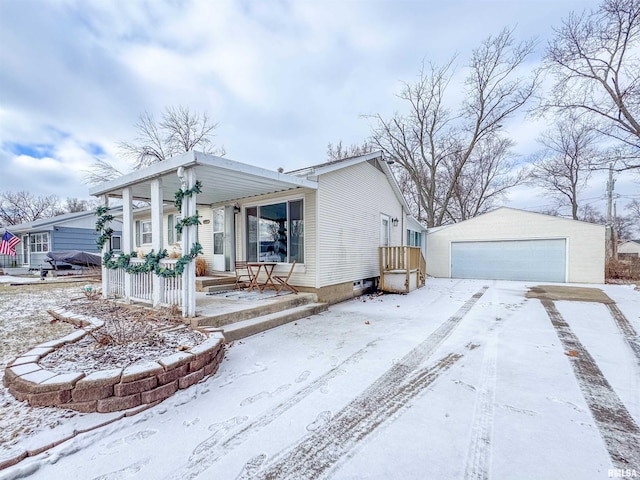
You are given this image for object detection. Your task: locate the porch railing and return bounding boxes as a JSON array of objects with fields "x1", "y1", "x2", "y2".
[
  {"x1": 106, "y1": 267, "x2": 125, "y2": 298},
  {"x1": 379, "y1": 246, "x2": 426, "y2": 292},
  {"x1": 105, "y1": 257, "x2": 182, "y2": 307}
]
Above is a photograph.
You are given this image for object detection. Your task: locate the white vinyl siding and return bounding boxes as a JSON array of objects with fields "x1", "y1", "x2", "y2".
[
  {"x1": 426, "y1": 208, "x2": 605, "y2": 284},
  {"x1": 317, "y1": 161, "x2": 403, "y2": 287}
]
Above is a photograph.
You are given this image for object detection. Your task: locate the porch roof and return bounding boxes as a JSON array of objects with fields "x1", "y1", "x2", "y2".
[{"x1": 88, "y1": 151, "x2": 318, "y2": 204}]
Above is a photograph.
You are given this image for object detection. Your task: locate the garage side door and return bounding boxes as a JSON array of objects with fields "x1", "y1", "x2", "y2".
[{"x1": 451, "y1": 239, "x2": 566, "y2": 282}]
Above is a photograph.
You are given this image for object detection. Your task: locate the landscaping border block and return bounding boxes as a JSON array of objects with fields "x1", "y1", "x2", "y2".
[{"x1": 4, "y1": 308, "x2": 225, "y2": 414}]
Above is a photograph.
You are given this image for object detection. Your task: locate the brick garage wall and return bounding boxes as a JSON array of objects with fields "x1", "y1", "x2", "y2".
[{"x1": 3, "y1": 309, "x2": 225, "y2": 413}]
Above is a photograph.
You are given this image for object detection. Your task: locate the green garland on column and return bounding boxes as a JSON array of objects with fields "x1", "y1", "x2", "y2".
[
  {"x1": 96, "y1": 179, "x2": 203, "y2": 278},
  {"x1": 95, "y1": 206, "x2": 114, "y2": 250}
]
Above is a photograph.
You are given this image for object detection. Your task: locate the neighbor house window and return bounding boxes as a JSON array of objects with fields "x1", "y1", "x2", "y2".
[
  {"x1": 30, "y1": 233, "x2": 49, "y2": 252},
  {"x1": 245, "y1": 199, "x2": 304, "y2": 263},
  {"x1": 110, "y1": 235, "x2": 122, "y2": 251}
]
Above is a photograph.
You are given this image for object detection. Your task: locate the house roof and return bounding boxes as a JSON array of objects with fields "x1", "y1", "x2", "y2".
[
  {"x1": 1, "y1": 208, "x2": 121, "y2": 234},
  {"x1": 89, "y1": 151, "x2": 317, "y2": 205},
  {"x1": 288, "y1": 151, "x2": 411, "y2": 213}
]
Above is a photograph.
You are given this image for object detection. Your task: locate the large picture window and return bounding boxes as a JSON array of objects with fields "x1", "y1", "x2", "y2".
[{"x1": 245, "y1": 199, "x2": 304, "y2": 263}]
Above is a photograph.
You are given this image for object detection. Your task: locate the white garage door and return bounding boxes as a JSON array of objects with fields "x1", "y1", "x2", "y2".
[{"x1": 451, "y1": 239, "x2": 566, "y2": 282}]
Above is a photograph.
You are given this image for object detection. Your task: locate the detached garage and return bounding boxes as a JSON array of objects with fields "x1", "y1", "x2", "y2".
[{"x1": 426, "y1": 208, "x2": 605, "y2": 283}]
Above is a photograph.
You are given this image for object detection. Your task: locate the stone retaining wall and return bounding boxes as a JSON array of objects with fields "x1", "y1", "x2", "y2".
[{"x1": 3, "y1": 308, "x2": 225, "y2": 413}]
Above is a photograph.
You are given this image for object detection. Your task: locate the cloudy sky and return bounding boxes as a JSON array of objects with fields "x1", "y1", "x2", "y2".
[{"x1": 0, "y1": 0, "x2": 637, "y2": 218}]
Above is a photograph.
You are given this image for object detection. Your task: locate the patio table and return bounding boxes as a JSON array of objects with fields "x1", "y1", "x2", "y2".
[{"x1": 247, "y1": 262, "x2": 278, "y2": 292}]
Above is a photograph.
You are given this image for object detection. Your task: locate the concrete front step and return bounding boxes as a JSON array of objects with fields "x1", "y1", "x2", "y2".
[
  {"x1": 221, "y1": 302, "x2": 328, "y2": 342},
  {"x1": 195, "y1": 292, "x2": 317, "y2": 328}
]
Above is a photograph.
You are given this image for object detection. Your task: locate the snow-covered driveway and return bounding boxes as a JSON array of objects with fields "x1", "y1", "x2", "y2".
[{"x1": 2, "y1": 279, "x2": 639, "y2": 479}]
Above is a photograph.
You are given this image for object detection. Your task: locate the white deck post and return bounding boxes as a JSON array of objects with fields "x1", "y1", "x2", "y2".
[
  {"x1": 122, "y1": 187, "x2": 133, "y2": 301},
  {"x1": 181, "y1": 168, "x2": 197, "y2": 317},
  {"x1": 100, "y1": 195, "x2": 110, "y2": 299},
  {"x1": 151, "y1": 178, "x2": 164, "y2": 307}
]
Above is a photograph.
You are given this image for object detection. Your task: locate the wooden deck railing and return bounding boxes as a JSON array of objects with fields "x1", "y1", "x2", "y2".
[{"x1": 379, "y1": 246, "x2": 426, "y2": 292}]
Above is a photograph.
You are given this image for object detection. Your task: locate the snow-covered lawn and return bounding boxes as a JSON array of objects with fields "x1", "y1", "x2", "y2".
[{"x1": 1, "y1": 279, "x2": 639, "y2": 479}]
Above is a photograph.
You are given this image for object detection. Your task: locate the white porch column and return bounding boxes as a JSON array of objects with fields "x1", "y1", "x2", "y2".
[
  {"x1": 151, "y1": 178, "x2": 164, "y2": 307},
  {"x1": 181, "y1": 168, "x2": 196, "y2": 317},
  {"x1": 100, "y1": 195, "x2": 110, "y2": 299},
  {"x1": 122, "y1": 187, "x2": 133, "y2": 301}
]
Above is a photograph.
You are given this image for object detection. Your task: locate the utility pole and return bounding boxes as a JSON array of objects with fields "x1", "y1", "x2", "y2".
[{"x1": 605, "y1": 163, "x2": 616, "y2": 259}]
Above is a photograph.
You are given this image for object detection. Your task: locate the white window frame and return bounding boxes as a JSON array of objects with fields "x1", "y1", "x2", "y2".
[
  {"x1": 30, "y1": 232, "x2": 49, "y2": 253},
  {"x1": 244, "y1": 197, "x2": 304, "y2": 264},
  {"x1": 141, "y1": 221, "x2": 152, "y2": 245}
]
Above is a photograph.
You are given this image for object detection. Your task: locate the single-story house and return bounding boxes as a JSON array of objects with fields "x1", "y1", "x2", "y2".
[
  {"x1": 89, "y1": 151, "x2": 427, "y2": 316},
  {"x1": 618, "y1": 239, "x2": 640, "y2": 259},
  {"x1": 0, "y1": 210, "x2": 122, "y2": 270},
  {"x1": 425, "y1": 207, "x2": 605, "y2": 283}
]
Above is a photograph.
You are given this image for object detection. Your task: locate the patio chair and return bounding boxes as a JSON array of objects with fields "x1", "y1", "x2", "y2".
[
  {"x1": 274, "y1": 261, "x2": 298, "y2": 294},
  {"x1": 234, "y1": 261, "x2": 253, "y2": 289}
]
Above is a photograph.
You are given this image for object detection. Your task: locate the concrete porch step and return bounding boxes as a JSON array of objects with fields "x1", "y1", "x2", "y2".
[
  {"x1": 218, "y1": 302, "x2": 328, "y2": 342},
  {"x1": 195, "y1": 292, "x2": 317, "y2": 328}
]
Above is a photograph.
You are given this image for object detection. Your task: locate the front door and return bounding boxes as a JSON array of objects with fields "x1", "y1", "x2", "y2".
[
  {"x1": 212, "y1": 207, "x2": 225, "y2": 271},
  {"x1": 22, "y1": 235, "x2": 29, "y2": 267},
  {"x1": 380, "y1": 214, "x2": 390, "y2": 246}
]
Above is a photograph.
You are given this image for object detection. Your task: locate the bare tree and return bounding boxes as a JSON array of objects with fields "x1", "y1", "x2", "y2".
[
  {"x1": 544, "y1": 0, "x2": 640, "y2": 170},
  {"x1": 369, "y1": 28, "x2": 537, "y2": 227},
  {"x1": 530, "y1": 114, "x2": 601, "y2": 219},
  {"x1": 627, "y1": 199, "x2": 640, "y2": 234},
  {"x1": 0, "y1": 191, "x2": 63, "y2": 226},
  {"x1": 628, "y1": 198, "x2": 640, "y2": 220},
  {"x1": 84, "y1": 106, "x2": 225, "y2": 184},
  {"x1": 446, "y1": 137, "x2": 526, "y2": 222},
  {"x1": 326, "y1": 141, "x2": 373, "y2": 162},
  {"x1": 579, "y1": 203, "x2": 606, "y2": 223},
  {"x1": 121, "y1": 106, "x2": 226, "y2": 170},
  {"x1": 64, "y1": 197, "x2": 99, "y2": 213},
  {"x1": 614, "y1": 213, "x2": 636, "y2": 239},
  {"x1": 82, "y1": 158, "x2": 125, "y2": 186}
]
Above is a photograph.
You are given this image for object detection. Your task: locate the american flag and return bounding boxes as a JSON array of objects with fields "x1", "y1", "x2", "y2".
[{"x1": 0, "y1": 231, "x2": 20, "y2": 256}]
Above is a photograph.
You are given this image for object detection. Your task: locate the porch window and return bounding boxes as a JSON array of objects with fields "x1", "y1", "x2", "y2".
[
  {"x1": 135, "y1": 220, "x2": 152, "y2": 245},
  {"x1": 30, "y1": 233, "x2": 49, "y2": 252},
  {"x1": 245, "y1": 199, "x2": 304, "y2": 263}
]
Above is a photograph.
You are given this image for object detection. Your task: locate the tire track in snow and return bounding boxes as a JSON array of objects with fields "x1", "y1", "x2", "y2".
[
  {"x1": 464, "y1": 323, "x2": 499, "y2": 480},
  {"x1": 249, "y1": 352, "x2": 463, "y2": 480},
  {"x1": 164, "y1": 340, "x2": 379, "y2": 480},
  {"x1": 541, "y1": 299, "x2": 640, "y2": 470},
  {"x1": 245, "y1": 286, "x2": 489, "y2": 479},
  {"x1": 605, "y1": 303, "x2": 640, "y2": 366}
]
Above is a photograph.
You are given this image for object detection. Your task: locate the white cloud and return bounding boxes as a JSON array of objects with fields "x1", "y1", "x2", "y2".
[{"x1": 0, "y1": 0, "x2": 617, "y2": 213}]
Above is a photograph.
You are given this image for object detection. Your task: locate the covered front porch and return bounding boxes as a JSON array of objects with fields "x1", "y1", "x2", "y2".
[{"x1": 89, "y1": 151, "x2": 317, "y2": 317}]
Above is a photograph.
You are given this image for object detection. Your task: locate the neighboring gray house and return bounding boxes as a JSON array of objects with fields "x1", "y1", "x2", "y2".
[{"x1": 0, "y1": 210, "x2": 122, "y2": 269}]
